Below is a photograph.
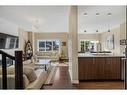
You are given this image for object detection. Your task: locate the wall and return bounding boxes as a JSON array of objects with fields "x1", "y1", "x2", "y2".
[
  {"x1": 78, "y1": 34, "x2": 101, "y2": 51},
  {"x1": 78, "y1": 23, "x2": 126, "y2": 55},
  {"x1": 34, "y1": 32, "x2": 68, "y2": 57},
  {"x1": 18, "y1": 28, "x2": 28, "y2": 53},
  {"x1": 100, "y1": 26, "x2": 121, "y2": 55},
  {"x1": 0, "y1": 18, "x2": 18, "y2": 36},
  {"x1": 100, "y1": 23, "x2": 126, "y2": 55},
  {"x1": 120, "y1": 23, "x2": 126, "y2": 55}
]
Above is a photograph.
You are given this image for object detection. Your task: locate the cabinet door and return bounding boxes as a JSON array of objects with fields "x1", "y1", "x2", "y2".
[
  {"x1": 105, "y1": 57, "x2": 121, "y2": 80},
  {"x1": 78, "y1": 57, "x2": 85, "y2": 80},
  {"x1": 94, "y1": 57, "x2": 106, "y2": 80},
  {"x1": 78, "y1": 57, "x2": 94, "y2": 80},
  {"x1": 106, "y1": 57, "x2": 121, "y2": 80},
  {"x1": 105, "y1": 57, "x2": 111, "y2": 80},
  {"x1": 84, "y1": 58, "x2": 94, "y2": 80}
]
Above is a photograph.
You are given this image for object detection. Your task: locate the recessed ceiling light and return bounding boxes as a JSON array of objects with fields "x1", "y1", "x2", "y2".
[{"x1": 84, "y1": 13, "x2": 87, "y2": 16}]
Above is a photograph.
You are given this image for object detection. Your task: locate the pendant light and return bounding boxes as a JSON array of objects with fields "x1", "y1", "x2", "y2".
[
  {"x1": 107, "y1": 13, "x2": 111, "y2": 32},
  {"x1": 96, "y1": 30, "x2": 98, "y2": 32},
  {"x1": 96, "y1": 12, "x2": 99, "y2": 33},
  {"x1": 84, "y1": 30, "x2": 86, "y2": 32},
  {"x1": 84, "y1": 13, "x2": 87, "y2": 33}
]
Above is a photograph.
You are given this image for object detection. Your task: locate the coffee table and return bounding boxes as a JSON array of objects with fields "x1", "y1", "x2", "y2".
[{"x1": 35, "y1": 59, "x2": 51, "y2": 71}]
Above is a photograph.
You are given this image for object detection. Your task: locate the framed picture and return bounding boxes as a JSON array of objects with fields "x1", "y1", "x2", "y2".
[
  {"x1": 105, "y1": 35, "x2": 114, "y2": 50},
  {"x1": 62, "y1": 42, "x2": 66, "y2": 46},
  {"x1": 120, "y1": 39, "x2": 127, "y2": 45}
]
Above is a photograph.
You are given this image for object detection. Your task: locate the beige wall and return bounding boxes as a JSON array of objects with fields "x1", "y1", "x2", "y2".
[
  {"x1": 28, "y1": 32, "x2": 33, "y2": 43},
  {"x1": 18, "y1": 28, "x2": 28, "y2": 53},
  {"x1": 78, "y1": 34, "x2": 101, "y2": 51},
  {"x1": 100, "y1": 26, "x2": 121, "y2": 55},
  {"x1": 120, "y1": 23, "x2": 126, "y2": 54},
  {"x1": 100, "y1": 23, "x2": 126, "y2": 55},
  {"x1": 34, "y1": 32, "x2": 68, "y2": 57},
  {"x1": 78, "y1": 34, "x2": 100, "y2": 41},
  {"x1": 101, "y1": 23, "x2": 126, "y2": 54}
]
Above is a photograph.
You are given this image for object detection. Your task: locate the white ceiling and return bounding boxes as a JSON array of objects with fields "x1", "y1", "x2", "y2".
[
  {"x1": 0, "y1": 6, "x2": 126, "y2": 34},
  {"x1": 78, "y1": 6, "x2": 126, "y2": 34},
  {"x1": 0, "y1": 6, "x2": 69, "y2": 33}
]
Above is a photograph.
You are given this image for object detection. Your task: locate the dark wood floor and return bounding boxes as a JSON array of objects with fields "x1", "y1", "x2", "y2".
[
  {"x1": 43, "y1": 66, "x2": 75, "y2": 89},
  {"x1": 42, "y1": 65, "x2": 124, "y2": 89}
]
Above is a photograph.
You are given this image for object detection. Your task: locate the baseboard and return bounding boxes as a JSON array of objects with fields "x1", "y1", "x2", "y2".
[{"x1": 71, "y1": 80, "x2": 79, "y2": 84}]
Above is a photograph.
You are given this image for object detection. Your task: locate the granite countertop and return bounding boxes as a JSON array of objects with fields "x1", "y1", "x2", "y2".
[{"x1": 78, "y1": 53, "x2": 125, "y2": 57}]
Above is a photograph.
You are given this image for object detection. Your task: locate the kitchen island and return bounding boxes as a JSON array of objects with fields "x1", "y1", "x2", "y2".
[{"x1": 78, "y1": 53, "x2": 125, "y2": 81}]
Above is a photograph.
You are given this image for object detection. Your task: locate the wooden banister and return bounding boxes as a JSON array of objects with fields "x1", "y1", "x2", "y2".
[
  {"x1": 2, "y1": 54, "x2": 7, "y2": 89},
  {"x1": 15, "y1": 51, "x2": 23, "y2": 89},
  {"x1": 0, "y1": 50, "x2": 15, "y2": 60},
  {"x1": 0, "y1": 50, "x2": 23, "y2": 89}
]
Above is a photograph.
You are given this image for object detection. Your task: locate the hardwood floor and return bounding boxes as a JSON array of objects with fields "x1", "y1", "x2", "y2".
[
  {"x1": 43, "y1": 65, "x2": 75, "y2": 89},
  {"x1": 76, "y1": 81, "x2": 124, "y2": 89},
  {"x1": 42, "y1": 64, "x2": 124, "y2": 89}
]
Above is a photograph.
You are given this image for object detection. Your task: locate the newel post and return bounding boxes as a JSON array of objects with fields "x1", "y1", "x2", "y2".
[
  {"x1": 2, "y1": 54, "x2": 7, "y2": 89},
  {"x1": 15, "y1": 51, "x2": 23, "y2": 89}
]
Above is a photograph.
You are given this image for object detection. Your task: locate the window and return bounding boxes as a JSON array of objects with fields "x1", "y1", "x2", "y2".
[
  {"x1": 37, "y1": 40, "x2": 60, "y2": 52},
  {"x1": 80, "y1": 40, "x2": 99, "y2": 52},
  {"x1": 5, "y1": 37, "x2": 19, "y2": 49}
]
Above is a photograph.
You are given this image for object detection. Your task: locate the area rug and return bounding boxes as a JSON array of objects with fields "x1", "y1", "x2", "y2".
[{"x1": 44, "y1": 66, "x2": 58, "y2": 85}]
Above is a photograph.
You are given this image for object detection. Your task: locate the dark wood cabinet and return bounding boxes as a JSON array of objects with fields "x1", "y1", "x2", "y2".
[
  {"x1": 78, "y1": 57, "x2": 122, "y2": 81},
  {"x1": 105, "y1": 57, "x2": 121, "y2": 80},
  {"x1": 94, "y1": 57, "x2": 106, "y2": 80},
  {"x1": 79, "y1": 57, "x2": 94, "y2": 80}
]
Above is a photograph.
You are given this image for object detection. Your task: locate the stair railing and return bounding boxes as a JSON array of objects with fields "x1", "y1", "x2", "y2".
[{"x1": 0, "y1": 50, "x2": 23, "y2": 89}]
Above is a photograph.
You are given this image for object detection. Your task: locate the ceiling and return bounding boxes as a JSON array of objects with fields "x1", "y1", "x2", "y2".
[
  {"x1": 78, "y1": 6, "x2": 126, "y2": 34},
  {"x1": 0, "y1": 6, "x2": 69, "y2": 33},
  {"x1": 0, "y1": 6, "x2": 126, "y2": 34}
]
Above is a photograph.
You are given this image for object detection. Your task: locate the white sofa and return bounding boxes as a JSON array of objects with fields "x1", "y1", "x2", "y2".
[
  {"x1": 0, "y1": 60, "x2": 49, "y2": 89},
  {"x1": 36, "y1": 51, "x2": 60, "y2": 62}
]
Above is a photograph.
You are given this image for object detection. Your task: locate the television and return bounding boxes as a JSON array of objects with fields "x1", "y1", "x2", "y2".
[{"x1": 0, "y1": 33, "x2": 19, "y2": 49}]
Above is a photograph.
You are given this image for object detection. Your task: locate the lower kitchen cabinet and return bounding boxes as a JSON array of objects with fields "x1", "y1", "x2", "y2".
[
  {"x1": 105, "y1": 57, "x2": 121, "y2": 80},
  {"x1": 94, "y1": 57, "x2": 106, "y2": 80},
  {"x1": 78, "y1": 57, "x2": 122, "y2": 80},
  {"x1": 78, "y1": 57, "x2": 94, "y2": 80}
]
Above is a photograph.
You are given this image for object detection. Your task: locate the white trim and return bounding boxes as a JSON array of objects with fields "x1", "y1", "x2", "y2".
[
  {"x1": 71, "y1": 80, "x2": 79, "y2": 84},
  {"x1": 68, "y1": 67, "x2": 79, "y2": 84},
  {"x1": 37, "y1": 39, "x2": 60, "y2": 52}
]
